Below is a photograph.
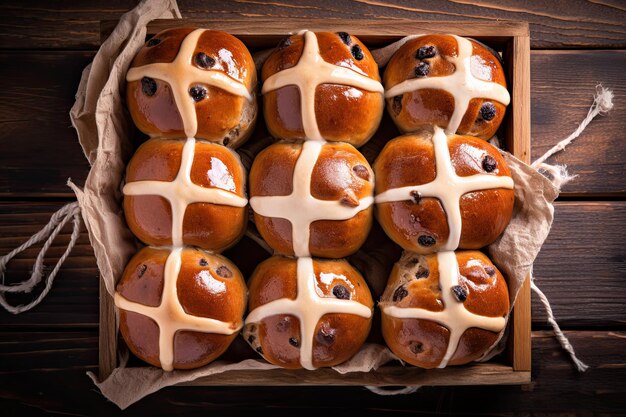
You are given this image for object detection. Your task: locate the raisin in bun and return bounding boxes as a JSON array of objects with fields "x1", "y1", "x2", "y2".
[
  {"x1": 115, "y1": 247, "x2": 247, "y2": 371},
  {"x1": 262, "y1": 30, "x2": 384, "y2": 146},
  {"x1": 243, "y1": 256, "x2": 373, "y2": 369},
  {"x1": 374, "y1": 128, "x2": 514, "y2": 254},
  {"x1": 123, "y1": 138, "x2": 247, "y2": 251},
  {"x1": 384, "y1": 34, "x2": 509, "y2": 139},
  {"x1": 381, "y1": 250, "x2": 509, "y2": 368},
  {"x1": 249, "y1": 140, "x2": 374, "y2": 258},
  {"x1": 126, "y1": 28, "x2": 257, "y2": 147}
]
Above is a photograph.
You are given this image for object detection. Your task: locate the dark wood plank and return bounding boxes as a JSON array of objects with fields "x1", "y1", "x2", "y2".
[
  {"x1": 1, "y1": 49, "x2": 625, "y2": 197},
  {"x1": 1, "y1": 201, "x2": 624, "y2": 329},
  {"x1": 1, "y1": 0, "x2": 625, "y2": 50},
  {"x1": 0, "y1": 202, "x2": 98, "y2": 328},
  {"x1": 0, "y1": 51, "x2": 92, "y2": 197},
  {"x1": 531, "y1": 50, "x2": 626, "y2": 196},
  {"x1": 0, "y1": 330, "x2": 623, "y2": 415},
  {"x1": 532, "y1": 201, "x2": 626, "y2": 328}
]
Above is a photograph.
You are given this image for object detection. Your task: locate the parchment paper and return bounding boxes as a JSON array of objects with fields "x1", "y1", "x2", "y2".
[{"x1": 68, "y1": 1, "x2": 559, "y2": 408}]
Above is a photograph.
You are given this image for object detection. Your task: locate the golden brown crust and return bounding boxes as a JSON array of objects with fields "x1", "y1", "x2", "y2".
[
  {"x1": 244, "y1": 256, "x2": 373, "y2": 369},
  {"x1": 383, "y1": 35, "x2": 507, "y2": 139},
  {"x1": 126, "y1": 28, "x2": 257, "y2": 147},
  {"x1": 381, "y1": 251, "x2": 509, "y2": 368},
  {"x1": 123, "y1": 138, "x2": 247, "y2": 252},
  {"x1": 249, "y1": 141, "x2": 374, "y2": 258},
  {"x1": 117, "y1": 247, "x2": 247, "y2": 370},
  {"x1": 374, "y1": 131, "x2": 514, "y2": 253},
  {"x1": 262, "y1": 31, "x2": 383, "y2": 146}
]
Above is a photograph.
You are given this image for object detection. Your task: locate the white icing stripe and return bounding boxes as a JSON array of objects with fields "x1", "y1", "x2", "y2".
[
  {"x1": 114, "y1": 248, "x2": 241, "y2": 371},
  {"x1": 375, "y1": 127, "x2": 513, "y2": 251},
  {"x1": 245, "y1": 257, "x2": 372, "y2": 370},
  {"x1": 262, "y1": 30, "x2": 384, "y2": 141},
  {"x1": 127, "y1": 29, "x2": 253, "y2": 138},
  {"x1": 383, "y1": 251, "x2": 505, "y2": 368},
  {"x1": 123, "y1": 137, "x2": 248, "y2": 247},
  {"x1": 249, "y1": 140, "x2": 373, "y2": 257},
  {"x1": 384, "y1": 35, "x2": 510, "y2": 134}
]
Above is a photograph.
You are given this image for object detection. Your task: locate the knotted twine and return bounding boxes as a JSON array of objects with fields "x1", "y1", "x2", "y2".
[{"x1": 0, "y1": 200, "x2": 81, "y2": 314}]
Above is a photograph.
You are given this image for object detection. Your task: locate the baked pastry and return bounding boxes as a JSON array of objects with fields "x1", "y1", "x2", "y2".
[
  {"x1": 383, "y1": 34, "x2": 509, "y2": 139},
  {"x1": 262, "y1": 30, "x2": 384, "y2": 146},
  {"x1": 374, "y1": 127, "x2": 514, "y2": 254},
  {"x1": 126, "y1": 28, "x2": 257, "y2": 147},
  {"x1": 249, "y1": 140, "x2": 374, "y2": 258},
  {"x1": 243, "y1": 256, "x2": 373, "y2": 369},
  {"x1": 123, "y1": 137, "x2": 247, "y2": 251},
  {"x1": 115, "y1": 246, "x2": 247, "y2": 371},
  {"x1": 381, "y1": 250, "x2": 509, "y2": 368}
]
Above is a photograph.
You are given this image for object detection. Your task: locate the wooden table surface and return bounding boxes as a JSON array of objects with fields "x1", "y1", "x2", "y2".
[{"x1": 0, "y1": 1, "x2": 624, "y2": 415}]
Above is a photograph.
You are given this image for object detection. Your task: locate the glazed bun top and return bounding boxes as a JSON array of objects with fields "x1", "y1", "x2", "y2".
[
  {"x1": 245, "y1": 256, "x2": 373, "y2": 369},
  {"x1": 380, "y1": 250, "x2": 509, "y2": 368},
  {"x1": 262, "y1": 30, "x2": 384, "y2": 146},
  {"x1": 374, "y1": 127, "x2": 514, "y2": 253},
  {"x1": 384, "y1": 34, "x2": 509, "y2": 139},
  {"x1": 115, "y1": 247, "x2": 247, "y2": 371},
  {"x1": 249, "y1": 140, "x2": 374, "y2": 258},
  {"x1": 126, "y1": 27, "x2": 256, "y2": 145},
  {"x1": 123, "y1": 137, "x2": 248, "y2": 249}
]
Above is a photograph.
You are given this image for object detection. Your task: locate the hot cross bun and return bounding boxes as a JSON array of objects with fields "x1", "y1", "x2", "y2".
[
  {"x1": 126, "y1": 28, "x2": 257, "y2": 147},
  {"x1": 384, "y1": 34, "x2": 509, "y2": 139},
  {"x1": 374, "y1": 128, "x2": 514, "y2": 254},
  {"x1": 381, "y1": 250, "x2": 509, "y2": 368},
  {"x1": 262, "y1": 30, "x2": 384, "y2": 146},
  {"x1": 249, "y1": 140, "x2": 374, "y2": 258},
  {"x1": 115, "y1": 247, "x2": 247, "y2": 371},
  {"x1": 123, "y1": 137, "x2": 248, "y2": 252},
  {"x1": 244, "y1": 256, "x2": 374, "y2": 369}
]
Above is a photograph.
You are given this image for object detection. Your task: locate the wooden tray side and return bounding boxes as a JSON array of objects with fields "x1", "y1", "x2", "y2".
[
  {"x1": 506, "y1": 33, "x2": 532, "y2": 372},
  {"x1": 98, "y1": 19, "x2": 532, "y2": 385}
]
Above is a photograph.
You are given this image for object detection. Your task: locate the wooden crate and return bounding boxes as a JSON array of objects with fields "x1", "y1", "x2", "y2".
[{"x1": 99, "y1": 18, "x2": 531, "y2": 386}]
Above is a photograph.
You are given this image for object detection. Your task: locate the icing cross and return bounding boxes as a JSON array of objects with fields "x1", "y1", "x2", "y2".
[
  {"x1": 123, "y1": 137, "x2": 248, "y2": 247},
  {"x1": 262, "y1": 30, "x2": 384, "y2": 140},
  {"x1": 383, "y1": 251, "x2": 506, "y2": 368},
  {"x1": 249, "y1": 140, "x2": 373, "y2": 257},
  {"x1": 127, "y1": 28, "x2": 253, "y2": 138},
  {"x1": 375, "y1": 126, "x2": 513, "y2": 251},
  {"x1": 115, "y1": 248, "x2": 241, "y2": 371},
  {"x1": 385, "y1": 35, "x2": 511, "y2": 134},
  {"x1": 245, "y1": 257, "x2": 372, "y2": 370}
]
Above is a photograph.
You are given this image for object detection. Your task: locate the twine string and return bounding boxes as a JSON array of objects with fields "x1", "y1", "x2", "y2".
[
  {"x1": 530, "y1": 276, "x2": 589, "y2": 372},
  {"x1": 0, "y1": 202, "x2": 81, "y2": 314},
  {"x1": 365, "y1": 386, "x2": 421, "y2": 395},
  {"x1": 531, "y1": 84, "x2": 614, "y2": 188},
  {"x1": 523, "y1": 84, "x2": 614, "y2": 373}
]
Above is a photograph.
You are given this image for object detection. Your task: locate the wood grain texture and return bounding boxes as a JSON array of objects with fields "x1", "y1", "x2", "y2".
[
  {"x1": 1, "y1": 49, "x2": 624, "y2": 197},
  {"x1": 137, "y1": 18, "x2": 527, "y2": 48},
  {"x1": 0, "y1": 330, "x2": 623, "y2": 415},
  {"x1": 0, "y1": 202, "x2": 98, "y2": 328},
  {"x1": 506, "y1": 31, "x2": 532, "y2": 372},
  {"x1": 1, "y1": 0, "x2": 625, "y2": 50},
  {"x1": 1, "y1": 201, "x2": 624, "y2": 330},
  {"x1": 531, "y1": 50, "x2": 626, "y2": 196},
  {"x1": 185, "y1": 363, "x2": 530, "y2": 387},
  {"x1": 0, "y1": 51, "x2": 92, "y2": 197},
  {"x1": 532, "y1": 201, "x2": 626, "y2": 328}
]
